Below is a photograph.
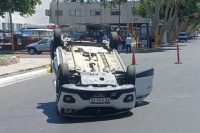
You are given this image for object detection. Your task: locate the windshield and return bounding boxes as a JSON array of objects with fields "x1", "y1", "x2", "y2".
[{"x1": 179, "y1": 33, "x2": 186, "y2": 36}]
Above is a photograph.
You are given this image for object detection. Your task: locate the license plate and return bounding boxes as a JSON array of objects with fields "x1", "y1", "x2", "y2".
[{"x1": 89, "y1": 98, "x2": 111, "y2": 104}]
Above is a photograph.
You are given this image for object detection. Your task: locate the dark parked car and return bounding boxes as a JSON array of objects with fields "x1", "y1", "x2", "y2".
[{"x1": 179, "y1": 32, "x2": 187, "y2": 41}]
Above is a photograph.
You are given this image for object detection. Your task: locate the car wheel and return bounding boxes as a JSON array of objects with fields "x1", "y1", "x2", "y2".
[
  {"x1": 56, "y1": 63, "x2": 70, "y2": 94},
  {"x1": 109, "y1": 32, "x2": 118, "y2": 50},
  {"x1": 126, "y1": 64, "x2": 136, "y2": 85},
  {"x1": 54, "y1": 28, "x2": 62, "y2": 48},
  {"x1": 28, "y1": 48, "x2": 36, "y2": 55},
  {"x1": 36, "y1": 51, "x2": 42, "y2": 55},
  {"x1": 135, "y1": 101, "x2": 139, "y2": 107}
]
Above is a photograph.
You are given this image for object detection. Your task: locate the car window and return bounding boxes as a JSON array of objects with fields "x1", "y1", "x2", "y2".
[
  {"x1": 47, "y1": 39, "x2": 52, "y2": 43},
  {"x1": 39, "y1": 39, "x2": 48, "y2": 44}
]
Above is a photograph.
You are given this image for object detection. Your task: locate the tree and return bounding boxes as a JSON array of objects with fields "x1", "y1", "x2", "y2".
[
  {"x1": 139, "y1": 0, "x2": 162, "y2": 37},
  {"x1": 136, "y1": 0, "x2": 200, "y2": 45},
  {"x1": 0, "y1": 0, "x2": 42, "y2": 16},
  {"x1": 0, "y1": 0, "x2": 42, "y2": 52}
]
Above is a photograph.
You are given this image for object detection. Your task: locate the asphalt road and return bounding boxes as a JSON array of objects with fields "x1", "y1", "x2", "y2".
[{"x1": 1, "y1": 37, "x2": 200, "y2": 133}]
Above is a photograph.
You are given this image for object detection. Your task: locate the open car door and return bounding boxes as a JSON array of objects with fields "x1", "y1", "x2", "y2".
[{"x1": 135, "y1": 66, "x2": 154, "y2": 102}]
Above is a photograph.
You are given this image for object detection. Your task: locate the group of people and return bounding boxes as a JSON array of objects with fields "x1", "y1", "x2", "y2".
[{"x1": 117, "y1": 31, "x2": 132, "y2": 54}]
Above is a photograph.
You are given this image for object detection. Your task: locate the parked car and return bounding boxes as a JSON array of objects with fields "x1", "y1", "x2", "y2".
[
  {"x1": 194, "y1": 31, "x2": 198, "y2": 37},
  {"x1": 179, "y1": 32, "x2": 187, "y2": 41},
  {"x1": 187, "y1": 33, "x2": 192, "y2": 40},
  {"x1": 50, "y1": 28, "x2": 154, "y2": 117},
  {"x1": 25, "y1": 37, "x2": 53, "y2": 55}
]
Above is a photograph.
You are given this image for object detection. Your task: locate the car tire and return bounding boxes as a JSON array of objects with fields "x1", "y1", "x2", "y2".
[
  {"x1": 50, "y1": 40, "x2": 55, "y2": 60},
  {"x1": 56, "y1": 63, "x2": 70, "y2": 94},
  {"x1": 54, "y1": 28, "x2": 61, "y2": 48},
  {"x1": 28, "y1": 48, "x2": 36, "y2": 55},
  {"x1": 36, "y1": 51, "x2": 42, "y2": 55},
  {"x1": 126, "y1": 64, "x2": 136, "y2": 85},
  {"x1": 109, "y1": 32, "x2": 118, "y2": 50}
]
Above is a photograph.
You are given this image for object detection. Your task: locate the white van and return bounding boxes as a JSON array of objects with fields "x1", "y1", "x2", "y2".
[{"x1": 18, "y1": 24, "x2": 58, "y2": 32}]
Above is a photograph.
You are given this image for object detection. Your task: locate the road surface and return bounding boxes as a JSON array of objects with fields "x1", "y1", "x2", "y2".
[{"x1": 1, "y1": 37, "x2": 200, "y2": 133}]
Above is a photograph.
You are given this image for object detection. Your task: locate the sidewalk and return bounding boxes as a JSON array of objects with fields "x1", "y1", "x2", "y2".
[{"x1": 0, "y1": 57, "x2": 50, "y2": 78}]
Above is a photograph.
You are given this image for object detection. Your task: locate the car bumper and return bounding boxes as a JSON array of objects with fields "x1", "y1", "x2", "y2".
[
  {"x1": 179, "y1": 38, "x2": 187, "y2": 40},
  {"x1": 57, "y1": 84, "x2": 136, "y2": 116}
]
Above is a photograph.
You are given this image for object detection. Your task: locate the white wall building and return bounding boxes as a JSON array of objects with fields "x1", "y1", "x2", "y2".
[
  {"x1": 47, "y1": 1, "x2": 150, "y2": 32},
  {"x1": 0, "y1": 0, "x2": 51, "y2": 30}
]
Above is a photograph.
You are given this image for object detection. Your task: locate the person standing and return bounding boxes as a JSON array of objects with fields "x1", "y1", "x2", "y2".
[
  {"x1": 151, "y1": 33, "x2": 155, "y2": 48},
  {"x1": 121, "y1": 31, "x2": 126, "y2": 50},
  {"x1": 126, "y1": 34, "x2": 132, "y2": 53}
]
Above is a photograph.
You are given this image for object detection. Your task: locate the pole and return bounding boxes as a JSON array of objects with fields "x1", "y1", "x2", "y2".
[
  {"x1": 57, "y1": 0, "x2": 59, "y2": 25},
  {"x1": 119, "y1": 3, "x2": 121, "y2": 30},
  {"x1": 133, "y1": 0, "x2": 135, "y2": 29},
  {"x1": 131, "y1": 7, "x2": 133, "y2": 36},
  {"x1": 175, "y1": 43, "x2": 182, "y2": 64},
  {"x1": 9, "y1": 9, "x2": 14, "y2": 52},
  {"x1": 135, "y1": 18, "x2": 138, "y2": 47}
]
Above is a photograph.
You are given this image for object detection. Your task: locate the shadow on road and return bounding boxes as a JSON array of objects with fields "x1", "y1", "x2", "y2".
[
  {"x1": 135, "y1": 101, "x2": 150, "y2": 108},
  {"x1": 37, "y1": 102, "x2": 135, "y2": 124}
]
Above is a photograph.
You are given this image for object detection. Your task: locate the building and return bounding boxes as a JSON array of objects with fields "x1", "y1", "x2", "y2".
[
  {"x1": 47, "y1": 1, "x2": 150, "y2": 33},
  {"x1": 0, "y1": 0, "x2": 51, "y2": 30}
]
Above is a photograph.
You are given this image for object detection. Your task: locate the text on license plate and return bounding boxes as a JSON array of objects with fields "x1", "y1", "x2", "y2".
[{"x1": 89, "y1": 98, "x2": 111, "y2": 104}]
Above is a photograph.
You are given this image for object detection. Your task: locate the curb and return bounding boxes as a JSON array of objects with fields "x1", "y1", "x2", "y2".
[
  {"x1": 0, "y1": 68, "x2": 50, "y2": 87},
  {"x1": 13, "y1": 51, "x2": 50, "y2": 54},
  {"x1": 121, "y1": 47, "x2": 160, "y2": 53}
]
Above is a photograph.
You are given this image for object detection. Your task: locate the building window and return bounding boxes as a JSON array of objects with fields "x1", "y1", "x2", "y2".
[
  {"x1": 55, "y1": 10, "x2": 63, "y2": 16},
  {"x1": 2, "y1": 23, "x2": 6, "y2": 30},
  {"x1": 90, "y1": 9, "x2": 101, "y2": 16},
  {"x1": 45, "y1": 9, "x2": 51, "y2": 16},
  {"x1": 69, "y1": 10, "x2": 80, "y2": 16},
  {"x1": 111, "y1": 10, "x2": 120, "y2": 15}
]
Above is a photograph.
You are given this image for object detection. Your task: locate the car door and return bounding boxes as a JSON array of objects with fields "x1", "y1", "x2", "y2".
[
  {"x1": 135, "y1": 66, "x2": 154, "y2": 102},
  {"x1": 45, "y1": 39, "x2": 52, "y2": 52},
  {"x1": 37, "y1": 39, "x2": 48, "y2": 51}
]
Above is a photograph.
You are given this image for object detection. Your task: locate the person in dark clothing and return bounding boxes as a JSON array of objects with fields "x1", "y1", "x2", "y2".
[
  {"x1": 14, "y1": 35, "x2": 18, "y2": 51},
  {"x1": 149, "y1": 33, "x2": 155, "y2": 48},
  {"x1": 151, "y1": 33, "x2": 155, "y2": 48}
]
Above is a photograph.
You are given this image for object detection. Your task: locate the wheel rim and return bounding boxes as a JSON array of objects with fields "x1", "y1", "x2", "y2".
[{"x1": 29, "y1": 49, "x2": 35, "y2": 54}]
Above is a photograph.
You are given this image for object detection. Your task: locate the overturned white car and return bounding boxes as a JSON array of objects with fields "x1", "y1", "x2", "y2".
[{"x1": 50, "y1": 28, "x2": 154, "y2": 117}]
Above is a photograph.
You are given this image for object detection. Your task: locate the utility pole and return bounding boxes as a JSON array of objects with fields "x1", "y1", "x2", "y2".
[
  {"x1": 56, "y1": 0, "x2": 59, "y2": 25},
  {"x1": 9, "y1": 9, "x2": 14, "y2": 52}
]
